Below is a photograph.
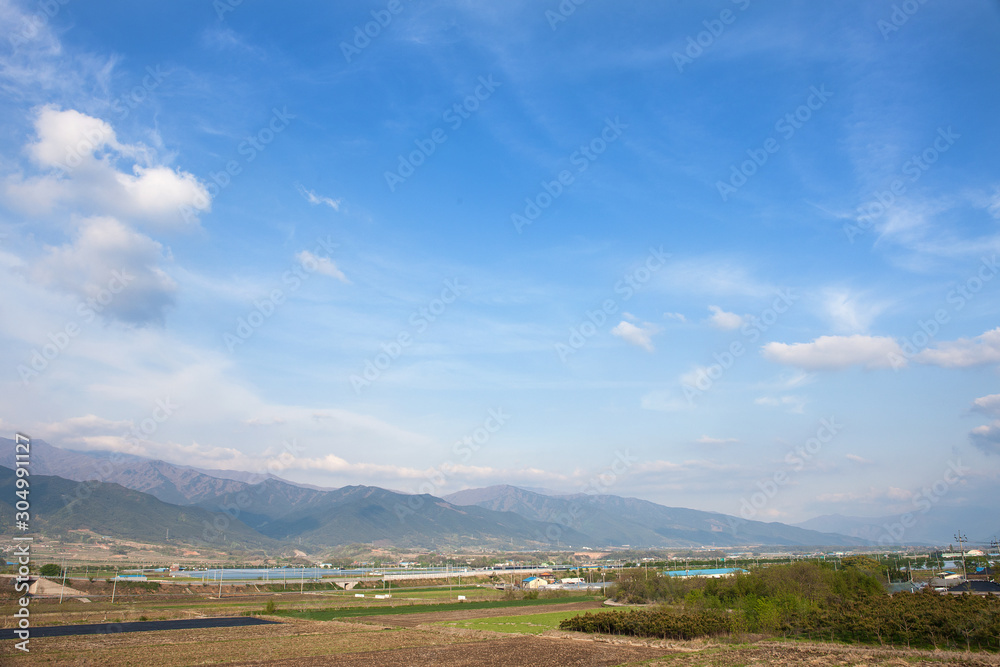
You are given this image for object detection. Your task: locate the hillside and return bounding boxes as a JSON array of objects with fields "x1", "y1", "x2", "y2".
[
  {"x1": 444, "y1": 485, "x2": 870, "y2": 547},
  {"x1": 0, "y1": 437, "x2": 286, "y2": 505},
  {"x1": 0, "y1": 465, "x2": 277, "y2": 549},
  {"x1": 197, "y1": 483, "x2": 593, "y2": 549}
]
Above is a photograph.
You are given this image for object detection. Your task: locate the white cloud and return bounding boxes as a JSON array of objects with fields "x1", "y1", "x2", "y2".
[
  {"x1": 706, "y1": 305, "x2": 743, "y2": 330},
  {"x1": 846, "y1": 453, "x2": 874, "y2": 464},
  {"x1": 297, "y1": 250, "x2": 350, "y2": 284},
  {"x1": 972, "y1": 393, "x2": 1000, "y2": 416},
  {"x1": 654, "y1": 257, "x2": 772, "y2": 298},
  {"x1": 970, "y1": 421, "x2": 1000, "y2": 456},
  {"x1": 762, "y1": 335, "x2": 903, "y2": 370},
  {"x1": 27, "y1": 216, "x2": 177, "y2": 324},
  {"x1": 816, "y1": 486, "x2": 913, "y2": 504},
  {"x1": 822, "y1": 289, "x2": 886, "y2": 333},
  {"x1": 6, "y1": 106, "x2": 210, "y2": 229},
  {"x1": 296, "y1": 184, "x2": 341, "y2": 211},
  {"x1": 611, "y1": 320, "x2": 658, "y2": 351},
  {"x1": 663, "y1": 312, "x2": 686, "y2": 323},
  {"x1": 754, "y1": 395, "x2": 805, "y2": 414},
  {"x1": 34, "y1": 414, "x2": 132, "y2": 440},
  {"x1": 989, "y1": 188, "x2": 1000, "y2": 219},
  {"x1": 914, "y1": 328, "x2": 1000, "y2": 368},
  {"x1": 695, "y1": 435, "x2": 738, "y2": 445}
]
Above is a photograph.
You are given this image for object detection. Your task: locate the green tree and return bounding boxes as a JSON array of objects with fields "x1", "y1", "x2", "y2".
[{"x1": 40, "y1": 563, "x2": 63, "y2": 577}]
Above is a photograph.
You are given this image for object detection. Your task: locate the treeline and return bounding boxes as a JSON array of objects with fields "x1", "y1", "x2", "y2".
[{"x1": 560, "y1": 562, "x2": 1000, "y2": 652}]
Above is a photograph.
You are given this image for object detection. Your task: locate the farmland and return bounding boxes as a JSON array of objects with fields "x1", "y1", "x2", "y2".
[{"x1": 4, "y1": 574, "x2": 1000, "y2": 666}]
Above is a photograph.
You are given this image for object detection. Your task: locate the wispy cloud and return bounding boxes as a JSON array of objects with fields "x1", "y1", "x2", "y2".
[{"x1": 296, "y1": 184, "x2": 341, "y2": 211}]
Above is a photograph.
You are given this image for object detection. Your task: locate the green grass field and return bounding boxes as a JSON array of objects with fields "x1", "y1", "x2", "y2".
[
  {"x1": 436, "y1": 609, "x2": 591, "y2": 635},
  {"x1": 274, "y1": 595, "x2": 601, "y2": 621}
]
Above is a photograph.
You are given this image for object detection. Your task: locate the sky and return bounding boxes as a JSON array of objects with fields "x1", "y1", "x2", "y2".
[{"x1": 1, "y1": 0, "x2": 998, "y2": 541}]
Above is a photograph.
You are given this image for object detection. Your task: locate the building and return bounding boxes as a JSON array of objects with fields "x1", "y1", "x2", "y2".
[
  {"x1": 947, "y1": 581, "x2": 1000, "y2": 596},
  {"x1": 521, "y1": 576, "x2": 544, "y2": 589},
  {"x1": 663, "y1": 568, "x2": 748, "y2": 579}
]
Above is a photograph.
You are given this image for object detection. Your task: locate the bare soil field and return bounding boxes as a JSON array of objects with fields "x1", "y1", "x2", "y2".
[{"x1": 4, "y1": 593, "x2": 1000, "y2": 666}]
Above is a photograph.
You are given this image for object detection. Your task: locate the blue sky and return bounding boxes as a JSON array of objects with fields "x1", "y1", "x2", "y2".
[{"x1": 1, "y1": 0, "x2": 999, "y2": 540}]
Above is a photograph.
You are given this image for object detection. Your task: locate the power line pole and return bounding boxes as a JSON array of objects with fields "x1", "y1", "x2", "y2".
[{"x1": 954, "y1": 531, "x2": 968, "y2": 580}]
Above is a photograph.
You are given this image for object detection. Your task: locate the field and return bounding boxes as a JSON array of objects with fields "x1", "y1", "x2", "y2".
[{"x1": 4, "y1": 581, "x2": 1000, "y2": 665}]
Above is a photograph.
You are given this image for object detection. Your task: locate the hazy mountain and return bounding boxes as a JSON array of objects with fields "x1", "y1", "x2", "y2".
[
  {"x1": 793, "y1": 512, "x2": 997, "y2": 547},
  {"x1": 198, "y1": 483, "x2": 593, "y2": 549},
  {"x1": 0, "y1": 439, "x2": 876, "y2": 549},
  {"x1": 0, "y1": 437, "x2": 288, "y2": 505},
  {"x1": 195, "y1": 477, "x2": 332, "y2": 530},
  {"x1": 444, "y1": 485, "x2": 870, "y2": 547},
  {"x1": 0, "y1": 465, "x2": 276, "y2": 549}
]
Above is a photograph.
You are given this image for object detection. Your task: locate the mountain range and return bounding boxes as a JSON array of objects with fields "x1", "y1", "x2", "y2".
[{"x1": 0, "y1": 437, "x2": 879, "y2": 550}]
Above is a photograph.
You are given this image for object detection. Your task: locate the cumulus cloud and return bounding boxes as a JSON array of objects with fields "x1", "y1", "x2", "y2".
[
  {"x1": 914, "y1": 328, "x2": 1000, "y2": 368},
  {"x1": 27, "y1": 216, "x2": 177, "y2": 324},
  {"x1": 297, "y1": 250, "x2": 350, "y2": 284},
  {"x1": 706, "y1": 305, "x2": 743, "y2": 330},
  {"x1": 611, "y1": 320, "x2": 658, "y2": 351},
  {"x1": 972, "y1": 393, "x2": 1000, "y2": 416},
  {"x1": 971, "y1": 421, "x2": 1000, "y2": 456},
  {"x1": 762, "y1": 334, "x2": 903, "y2": 370},
  {"x1": 6, "y1": 106, "x2": 210, "y2": 229},
  {"x1": 296, "y1": 184, "x2": 341, "y2": 211}
]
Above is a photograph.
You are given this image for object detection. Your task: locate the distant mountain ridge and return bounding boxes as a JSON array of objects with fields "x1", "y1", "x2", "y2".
[
  {"x1": 0, "y1": 465, "x2": 275, "y2": 549},
  {"x1": 0, "y1": 439, "x2": 873, "y2": 549},
  {"x1": 442, "y1": 485, "x2": 871, "y2": 548},
  {"x1": 0, "y1": 437, "x2": 292, "y2": 505}
]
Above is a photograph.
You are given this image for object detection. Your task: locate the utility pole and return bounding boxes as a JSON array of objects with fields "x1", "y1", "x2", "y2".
[{"x1": 954, "y1": 531, "x2": 968, "y2": 580}]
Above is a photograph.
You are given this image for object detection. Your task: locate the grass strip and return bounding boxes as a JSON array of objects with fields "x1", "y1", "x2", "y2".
[{"x1": 274, "y1": 595, "x2": 600, "y2": 621}]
